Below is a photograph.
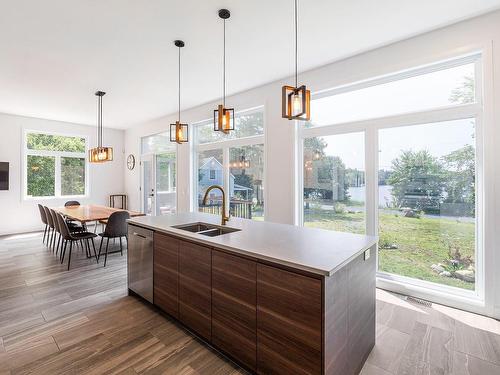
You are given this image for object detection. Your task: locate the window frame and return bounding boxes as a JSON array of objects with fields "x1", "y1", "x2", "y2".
[
  {"x1": 192, "y1": 106, "x2": 266, "y2": 220},
  {"x1": 23, "y1": 129, "x2": 89, "y2": 200},
  {"x1": 297, "y1": 52, "x2": 484, "y2": 304}
]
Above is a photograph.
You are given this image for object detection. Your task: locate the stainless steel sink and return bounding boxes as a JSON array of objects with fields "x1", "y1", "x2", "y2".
[
  {"x1": 172, "y1": 222, "x2": 240, "y2": 237},
  {"x1": 172, "y1": 223, "x2": 212, "y2": 233},
  {"x1": 198, "y1": 227, "x2": 240, "y2": 237}
]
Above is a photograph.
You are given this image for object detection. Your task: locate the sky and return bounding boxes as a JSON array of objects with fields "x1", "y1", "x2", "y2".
[{"x1": 309, "y1": 63, "x2": 476, "y2": 170}]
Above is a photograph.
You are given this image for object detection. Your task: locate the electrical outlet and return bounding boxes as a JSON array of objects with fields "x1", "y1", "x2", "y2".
[{"x1": 364, "y1": 248, "x2": 370, "y2": 260}]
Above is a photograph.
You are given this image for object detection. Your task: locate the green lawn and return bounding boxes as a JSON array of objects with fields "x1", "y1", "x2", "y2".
[{"x1": 304, "y1": 208, "x2": 475, "y2": 290}]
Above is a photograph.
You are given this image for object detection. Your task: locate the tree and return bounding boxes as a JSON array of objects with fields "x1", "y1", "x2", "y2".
[
  {"x1": 26, "y1": 133, "x2": 86, "y2": 197},
  {"x1": 449, "y1": 75, "x2": 474, "y2": 104},
  {"x1": 388, "y1": 150, "x2": 445, "y2": 213},
  {"x1": 27, "y1": 155, "x2": 55, "y2": 197},
  {"x1": 442, "y1": 145, "x2": 475, "y2": 216}
]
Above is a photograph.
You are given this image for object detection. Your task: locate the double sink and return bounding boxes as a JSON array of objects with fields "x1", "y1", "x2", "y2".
[{"x1": 172, "y1": 222, "x2": 241, "y2": 237}]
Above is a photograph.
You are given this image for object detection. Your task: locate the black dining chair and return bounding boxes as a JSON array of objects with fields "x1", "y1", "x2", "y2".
[
  {"x1": 56, "y1": 213, "x2": 98, "y2": 270},
  {"x1": 97, "y1": 211, "x2": 130, "y2": 267},
  {"x1": 64, "y1": 201, "x2": 80, "y2": 207},
  {"x1": 38, "y1": 204, "x2": 49, "y2": 244},
  {"x1": 43, "y1": 206, "x2": 56, "y2": 250}
]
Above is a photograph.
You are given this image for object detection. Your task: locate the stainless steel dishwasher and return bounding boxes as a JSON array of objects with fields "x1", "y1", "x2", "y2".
[{"x1": 127, "y1": 224, "x2": 153, "y2": 303}]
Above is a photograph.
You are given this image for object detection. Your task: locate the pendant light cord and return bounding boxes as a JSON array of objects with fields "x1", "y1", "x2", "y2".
[
  {"x1": 295, "y1": 0, "x2": 298, "y2": 88},
  {"x1": 178, "y1": 45, "x2": 181, "y2": 121},
  {"x1": 98, "y1": 95, "x2": 102, "y2": 148},
  {"x1": 223, "y1": 18, "x2": 226, "y2": 107}
]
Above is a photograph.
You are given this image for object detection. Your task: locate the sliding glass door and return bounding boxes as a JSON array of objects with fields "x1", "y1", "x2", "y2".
[{"x1": 141, "y1": 132, "x2": 177, "y2": 216}]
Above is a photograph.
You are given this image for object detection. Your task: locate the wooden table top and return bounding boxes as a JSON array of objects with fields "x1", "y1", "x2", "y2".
[{"x1": 54, "y1": 204, "x2": 144, "y2": 223}]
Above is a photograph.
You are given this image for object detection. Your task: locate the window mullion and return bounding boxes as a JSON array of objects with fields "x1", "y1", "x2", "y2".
[
  {"x1": 223, "y1": 146, "x2": 230, "y2": 215},
  {"x1": 55, "y1": 156, "x2": 61, "y2": 197}
]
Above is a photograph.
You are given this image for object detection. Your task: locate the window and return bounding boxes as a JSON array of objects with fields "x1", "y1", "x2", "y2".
[
  {"x1": 229, "y1": 144, "x2": 264, "y2": 221},
  {"x1": 24, "y1": 132, "x2": 87, "y2": 198},
  {"x1": 194, "y1": 107, "x2": 265, "y2": 220},
  {"x1": 303, "y1": 132, "x2": 365, "y2": 234},
  {"x1": 378, "y1": 119, "x2": 476, "y2": 291},
  {"x1": 195, "y1": 107, "x2": 264, "y2": 144},
  {"x1": 299, "y1": 53, "x2": 482, "y2": 298},
  {"x1": 310, "y1": 60, "x2": 475, "y2": 127},
  {"x1": 141, "y1": 132, "x2": 177, "y2": 216}
]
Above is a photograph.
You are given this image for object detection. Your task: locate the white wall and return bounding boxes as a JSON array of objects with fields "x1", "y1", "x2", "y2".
[
  {"x1": 0, "y1": 112, "x2": 125, "y2": 235},
  {"x1": 124, "y1": 10, "x2": 500, "y2": 318}
]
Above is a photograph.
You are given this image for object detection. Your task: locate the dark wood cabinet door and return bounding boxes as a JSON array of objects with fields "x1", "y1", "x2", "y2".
[
  {"x1": 257, "y1": 264, "x2": 322, "y2": 375},
  {"x1": 153, "y1": 232, "x2": 179, "y2": 318},
  {"x1": 212, "y1": 250, "x2": 257, "y2": 371},
  {"x1": 178, "y1": 240, "x2": 212, "y2": 341}
]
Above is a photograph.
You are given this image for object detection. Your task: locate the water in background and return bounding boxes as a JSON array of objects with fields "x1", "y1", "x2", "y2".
[{"x1": 348, "y1": 185, "x2": 393, "y2": 206}]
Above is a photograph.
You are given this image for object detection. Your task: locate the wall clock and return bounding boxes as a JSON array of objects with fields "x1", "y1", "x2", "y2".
[{"x1": 127, "y1": 154, "x2": 136, "y2": 170}]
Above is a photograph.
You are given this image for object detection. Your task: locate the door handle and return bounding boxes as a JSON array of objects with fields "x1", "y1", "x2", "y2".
[{"x1": 132, "y1": 232, "x2": 147, "y2": 239}]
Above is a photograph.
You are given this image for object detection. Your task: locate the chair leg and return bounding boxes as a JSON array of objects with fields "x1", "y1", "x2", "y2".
[
  {"x1": 97, "y1": 237, "x2": 104, "y2": 262},
  {"x1": 61, "y1": 241, "x2": 67, "y2": 264},
  {"x1": 56, "y1": 234, "x2": 61, "y2": 255},
  {"x1": 43, "y1": 224, "x2": 48, "y2": 244},
  {"x1": 104, "y1": 238, "x2": 110, "y2": 267},
  {"x1": 67, "y1": 241, "x2": 73, "y2": 271},
  {"x1": 119, "y1": 237, "x2": 123, "y2": 256},
  {"x1": 49, "y1": 228, "x2": 53, "y2": 249},
  {"x1": 91, "y1": 238, "x2": 98, "y2": 263},
  {"x1": 85, "y1": 239, "x2": 91, "y2": 258}
]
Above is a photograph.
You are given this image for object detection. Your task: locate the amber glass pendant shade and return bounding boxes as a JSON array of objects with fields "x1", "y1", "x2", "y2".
[
  {"x1": 282, "y1": 85, "x2": 310, "y2": 121},
  {"x1": 214, "y1": 105, "x2": 234, "y2": 133},
  {"x1": 89, "y1": 146, "x2": 113, "y2": 163},
  {"x1": 89, "y1": 91, "x2": 113, "y2": 163},
  {"x1": 170, "y1": 121, "x2": 189, "y2": 144}
]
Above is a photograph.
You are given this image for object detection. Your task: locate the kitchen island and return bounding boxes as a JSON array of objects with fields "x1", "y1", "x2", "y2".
[{"x1": 127, "y1": 212, "x2": 377, "y2": 375}]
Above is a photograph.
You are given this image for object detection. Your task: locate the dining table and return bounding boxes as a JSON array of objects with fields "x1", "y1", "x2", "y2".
[{"x1": 53, "y1": 204, "x2": 144, "y2": 230}]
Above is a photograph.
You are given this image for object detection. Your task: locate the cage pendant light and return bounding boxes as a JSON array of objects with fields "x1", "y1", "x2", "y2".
[
  {"x1": 89, "y1": 91, "x2": 113, "y2": 163},
  {"x1": 214, "y1": 9, "x2": 235, "y2": 133},
  {"x1": 170, "y1": 40, "x2": 189, "y2": 144},
  {"x1": 282, "y1": 0, "x2": 310, "y2": 121}
]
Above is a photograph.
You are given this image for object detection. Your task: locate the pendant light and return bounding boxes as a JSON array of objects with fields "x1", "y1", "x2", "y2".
[
  {"x1": 214, "y1": 9, "x2": 234, "y2": 133},
  {"x1": 170, "y1": 40, "x2": 189, "y2": 144},
  {"x1": 89, "y1": 91, "x2": 113, "y2": 163},
  {"x1": 282, "y1": 0, "x2": 310, "y2": 121},
  {"x1": 231, "y1": 155, "x2": 250, "y2": 169}
]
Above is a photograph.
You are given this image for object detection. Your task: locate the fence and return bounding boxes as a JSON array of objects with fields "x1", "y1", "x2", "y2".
[{"x1": 199, "y1": 199, "x2": 253, "y2": 219}]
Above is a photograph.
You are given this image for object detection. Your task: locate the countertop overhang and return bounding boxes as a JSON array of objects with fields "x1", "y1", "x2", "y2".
[{"x1": 128, "y1": 212, "x2": 377, "y2": 276}]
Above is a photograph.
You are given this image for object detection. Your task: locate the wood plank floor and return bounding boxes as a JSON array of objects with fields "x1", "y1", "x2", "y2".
[{"x1": 0, "y1": 232, "x2": 499, "y2": 374}]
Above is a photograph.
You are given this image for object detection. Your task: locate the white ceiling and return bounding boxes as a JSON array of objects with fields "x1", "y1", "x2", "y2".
[{"x1": 1, "y1": 0, "x2": 499, "y2": 129}]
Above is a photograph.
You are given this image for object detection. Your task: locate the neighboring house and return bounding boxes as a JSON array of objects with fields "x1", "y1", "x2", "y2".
[{"x1": 198, "y1": 157, "x2": 252, "y2": 201}]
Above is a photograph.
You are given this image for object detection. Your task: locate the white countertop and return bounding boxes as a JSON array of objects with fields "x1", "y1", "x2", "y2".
[{"x1": 128, "y1": 212, "x2": 377, "y2": 277}]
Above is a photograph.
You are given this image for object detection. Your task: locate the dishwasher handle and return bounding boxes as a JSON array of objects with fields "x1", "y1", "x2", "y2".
[{"x1": 132, "y1": 232, "x2": 147, "y2": 239}]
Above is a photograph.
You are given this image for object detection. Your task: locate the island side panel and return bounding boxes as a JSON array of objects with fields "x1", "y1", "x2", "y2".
[
  {"x1": 257, "y1": 263, "x2": 322, "y2": 374},
  {"x1": 324, "y1": 244, "x2": 376, "y2": 375}
]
